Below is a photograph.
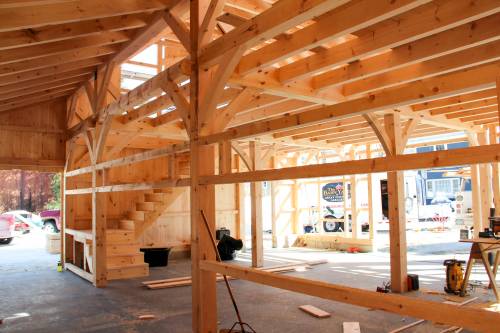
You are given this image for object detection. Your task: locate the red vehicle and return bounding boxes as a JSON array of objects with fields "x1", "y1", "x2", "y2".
[
  {"x1": 0, "y1": 213, "x2": 30, "y2": 244},
  {"x1": 40, "y1": 209, "x2": 61, "y2": 233}
]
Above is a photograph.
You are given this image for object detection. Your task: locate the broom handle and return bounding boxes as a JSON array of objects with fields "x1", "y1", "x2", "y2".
[{"x1": 200, "y1": 210, "x2": 245, "y2": 331}]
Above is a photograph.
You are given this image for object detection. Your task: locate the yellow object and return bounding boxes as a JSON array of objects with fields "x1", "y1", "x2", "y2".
[
  {"x1": 443, "y1": 259, "x2": 465, "y2": 295},
  {"x1": 57, "y1": 261, "x2": 63, "y2": 272}
]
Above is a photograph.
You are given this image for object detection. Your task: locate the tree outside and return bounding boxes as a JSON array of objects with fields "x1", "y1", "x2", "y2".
[{"x1": 0, "y1": 170, "x2": 60, "y2": 213}]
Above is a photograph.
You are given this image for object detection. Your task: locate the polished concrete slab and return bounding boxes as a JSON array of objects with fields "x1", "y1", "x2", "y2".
[{"x1": 0, "y1": 231, "x2": 495, "y2": 333}]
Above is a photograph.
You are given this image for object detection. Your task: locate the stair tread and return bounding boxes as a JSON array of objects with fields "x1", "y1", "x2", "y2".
[
  {"x1": 108, "y1": 262, "x2": 148, "y2": 270},
  {"x1": 107, "y1": 229, "x2": 132, "y2": 234},
  {"x1": 107, "y1": 242, "x2": 140, "y2": 247},
  {"x1": 107, "y1": 252, "x2": 143, "y2": 258}
]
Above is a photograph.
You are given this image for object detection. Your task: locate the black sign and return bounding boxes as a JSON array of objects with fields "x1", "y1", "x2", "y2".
[{"x1": 322, "y1": 182, "x2": 345, "y2": 202}]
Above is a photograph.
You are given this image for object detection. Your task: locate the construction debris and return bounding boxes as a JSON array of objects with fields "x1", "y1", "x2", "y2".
[
  {"x1": 421, "y1": 289, "x2": 447, "y2": 296},
  {"x1": 142, "y1": 260, "x2": 327, "y2": 290},
  {"x1": 388, "y1": 297, "x2": 478, "y2": 333},
  {"x1": 299, "y1": 305, "x2": 331, "y2": 318},
  {"x1": 138, "y1": 315, "x2": 155, "y2": 320},
  {"x1": 343, "y1": 322, "x2": 361, "y2": 333}
]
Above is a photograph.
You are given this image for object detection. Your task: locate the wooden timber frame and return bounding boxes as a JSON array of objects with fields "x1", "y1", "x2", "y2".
[{"x1": 1, "y1": 0, "x2": 500, "y2": 332}]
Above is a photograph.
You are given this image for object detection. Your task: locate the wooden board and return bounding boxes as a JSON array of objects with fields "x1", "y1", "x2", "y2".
[
  {"x1": 299, "y1": 305, "x2": 331, "y2": 318},
  {"x1": 343, "y1": 322, "x2": 361, "y2": 333}
]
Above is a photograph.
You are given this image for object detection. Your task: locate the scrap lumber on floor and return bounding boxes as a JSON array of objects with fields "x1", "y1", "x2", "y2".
[
  {"x1": 343, "y1": 322, "x2": 361, "y2": 333},
  {"x1": 142, "y1": 260, "x2": 326, "y2": 290},
  {"x1": 388, "y1": 297, "x2": 478, "y2": 333},
  {"x1": 299, "y1": 305, "x2": 331, "y2": 318}
]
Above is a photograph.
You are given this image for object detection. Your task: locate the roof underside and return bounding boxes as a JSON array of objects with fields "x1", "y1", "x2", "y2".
[{"x1": 0, "y1": 0, "x2": 499, "y2": 153}]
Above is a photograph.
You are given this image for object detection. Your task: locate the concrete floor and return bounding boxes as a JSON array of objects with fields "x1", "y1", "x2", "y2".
[{"x1": 0, "y1": 231, "x2": 497, "y2": 333}]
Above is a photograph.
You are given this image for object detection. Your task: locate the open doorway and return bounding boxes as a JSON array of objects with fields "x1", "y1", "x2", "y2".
[{"x1": 0, "y1": 170, "x2": 61, "y2": 272}]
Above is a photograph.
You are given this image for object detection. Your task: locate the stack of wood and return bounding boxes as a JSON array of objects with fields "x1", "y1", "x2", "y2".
[{"x1": 142, "y1": 259, "x2": 326, "y2": 290}]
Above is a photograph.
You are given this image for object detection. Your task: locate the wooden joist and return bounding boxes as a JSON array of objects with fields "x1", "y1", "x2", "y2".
[
  {"x1": 199, "y1": 0, "x2": 351, "y2": 67},
  {"x1": 65, "y1": 142, "x2": 189, "y2": 177},
  {"x1": 0, "y1": 14, "x2": 147, "y2": 51},
  {"x1": 0, "y1": 0, "x2": 174, "y2": 32},
  {"x1": 199, "y1": 143, "x2": 500, "y2": 185},
  {"x1": 203, "y1": 62, "x2": 500, "y2": 145},
  {"x1": 200, "y1": 260, "x2": 499, "y2": 333}
]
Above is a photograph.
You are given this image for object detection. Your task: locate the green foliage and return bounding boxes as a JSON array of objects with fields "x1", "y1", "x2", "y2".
[{"x1": 44, "y1": 173, "x2": 61, "y2": 210}]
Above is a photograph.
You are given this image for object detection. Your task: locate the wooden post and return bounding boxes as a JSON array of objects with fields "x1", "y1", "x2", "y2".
[
  {"x1": 292, "y1": 180, "x2": 300, "y2": 234},
  {"x1": 63, "y1": 176, "x2": 74, "y2": 265},
  {"x1": 250, "y1": 140, "x2": 263, "y2": 267},
  {"x1": 478, "y1": 132, "x2": 493, "y2": 220},
  {"x1": 343, "y1": 175, "x2": 350, "y2": 238},
  {"x1": 468, "y1": 132, "x2": 483, "y2": 237},
  {"x1": 235, "y1": 156, "x2": 242, "y2": 240},
  {"x1": 92, "y1": 168, "x2": 107, "y2": 287},
  {"x1": 489, "y1": 125, "x2": 500, "y2": 213},
  {"x1": 350, "y1": 149, "x2": 359, "y2": 239},
  {"x1": 497, "y1": 77, "x2": 500, "y2": 129},
  {"x1": 316, "y1": 151, "x2": 322, "y2": 234},
  {"x1": 218, "y1": 140, "x2": 232, "y2": 175},
  {"x1": 190, "y1": 0, "x2": 218, "y2": 331},
  {"x1": 270, "y1": 149, "x2": 278, "y2": 247},
  {"x1": 384, "y1": 113, "x2": 407, "y2": 293},
  {"x1": 367, "y1": 144, "x2": 376, "y2": 242},
  {"x1": 59, "y1": 171, "x2": 65, "y2": 267}
]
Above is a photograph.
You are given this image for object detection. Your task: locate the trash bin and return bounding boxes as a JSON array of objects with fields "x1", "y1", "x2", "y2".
[{"x1": 141, "y1": 248, "x2": 171, "y2": 267}]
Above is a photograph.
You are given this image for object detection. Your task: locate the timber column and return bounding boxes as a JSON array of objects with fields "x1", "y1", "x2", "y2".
[
  {"x1": 189, "y1": 0, "x2": 217, "y2": 332},
  {"x1": 384, "y1": 113, "x2": 408, "y2": 293}
]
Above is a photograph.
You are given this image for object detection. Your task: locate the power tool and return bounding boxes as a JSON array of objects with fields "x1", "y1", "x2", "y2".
[{"x1": 443, "y1": 259, "x2": 465, "y2": 295}]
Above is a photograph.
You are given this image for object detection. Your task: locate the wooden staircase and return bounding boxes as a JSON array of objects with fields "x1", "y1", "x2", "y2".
[
  {"x1": 106, "y1": 229, "x2": 149, "y2": 280},
  {"x1": 102, "y1": 188, "x2": 184, "y2": 280},
  {"x1": 119, "y1": 188, "x2": 181, "y2": 238}
]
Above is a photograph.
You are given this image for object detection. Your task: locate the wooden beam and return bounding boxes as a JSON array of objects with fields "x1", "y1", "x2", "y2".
[
  {"x1": 199, "y1": 0, "x2": 226, "y2": 46},
  {"x1": 363, "y1": 113, "x2": 393, "y2": 154},
  {"x1": 0, "y1": 14, "x2": 146, "y2": 51},
  {"x1": 199, "y1": 45, "x2": 245, "y2": 133},
  {"x1": 0, "y1": 69, "x2": 91, "y2": 95},
  {"x1": 237, "y1": 0, "x2": 430, "y2": 75},
  {"x1": 65, "y1": 142, "x2": 189, "y2": 177},
  {"x1": 0, "y1": 31, "x2": 129, "y2": 65},
  {"x1": 0, "y1": 89, "x2": 73, "y2": 113},
  {"x1": 401, "y1": 118, "x2": 420, "y2": 148},
  {"x1": 164, "y1": 9, "x2": 190, "y2": 51},
  {"x1": 69, "y1": 58, "x2": 190, "y2": 140},
  {"x1": 199, "y1": 0, "x2": 351, "y2": 67},
  {"x1": 0, "y1": 0, "x2": 174, "y2": 32},
  {"x1": 200, "y1": 260, "x2": 500, "y2": 333},
  {"x1": 209, "y1": 87, "x2": 259, "y2": 132},
  {"x1": 0, "y1": 45, "x2": 118, "y2": 76},
  {"x1": 342, "y1": 40, "x2": 500, "y2": 97},
  {"x1": 278, "y1": 0, "x2": 500, "y2": 82},
  {"x1": 0, "y1": 57, "x2": 104, "y2": 86},
  {"x1": 160, "y1": 75, "x2": 191, "y2": 132},
  {"x1": 110, "y1": 9, "x2": 171, "y2": 64},
  {"x1": 65, "y1": 178, "x2": 190, "y2": 195},
  {"x1": 411, "y1": 88, "x2": 498, "y2": 112},
  {"x1": 95, "y1": 63, "x2": 117, "y2": 112},
  {"x1": 313, "y1": 13, "x2": 500, "y2": 89},
  {"x1": 201, "y1": 62, "x2": 499, "y2": 144},
  {"x1": 0, "y1": 157, "x2": 64, "y2": 171},
  {"x1": 0, "y1": 76, "x2": 88, "y2": 101},
  {"x1": 199, "y1": 143, "x2": 500, "y2": 185}
]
